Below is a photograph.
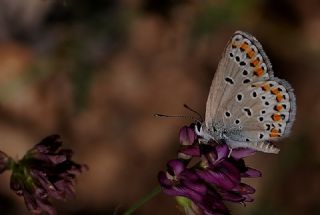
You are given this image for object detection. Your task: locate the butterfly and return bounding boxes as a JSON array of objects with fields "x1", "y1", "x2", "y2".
[{"x1": 195, "y1": 31, "x2": 296, "y2": 153}]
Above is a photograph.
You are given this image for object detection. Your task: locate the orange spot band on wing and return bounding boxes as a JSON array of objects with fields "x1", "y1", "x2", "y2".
[
  {"x1": 246, "y1": 50, "x2": 255, "y2": 58},
  {"x1": 276, "y1": 94, "x2": 284, "y2": 102},
  {"x1": 275, "y1": 104, "x2": 283, "y2": 111},
  {"x1": 240, "y1": 43, "x2": 249, "y2": 51},
  {"x1": 251, "y1": 59, "x2": 260, "y2": 67},
  {"x1": 261, "y1": 84, "x2": 270, "y2": 91},
  {"x1": 270, "y1": 128, "x2": 281, "y2": 137},
  {"x1": 271, "y1": 88, "x2": 280, "y2": 95},
  {"x1": 254, "y1": 68, "x2": 264, "y2": 77},
  {"x1": 272, "y1": 113, "x2": 282, "y2": 121},
  {"x1": 270, "y1": 133, "x2": 280, "y2": 137}
]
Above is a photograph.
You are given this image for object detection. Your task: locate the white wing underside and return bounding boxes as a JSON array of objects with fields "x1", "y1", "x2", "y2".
[{"x1": 204, "y1": 31, "x2": 296, "y2": 153}]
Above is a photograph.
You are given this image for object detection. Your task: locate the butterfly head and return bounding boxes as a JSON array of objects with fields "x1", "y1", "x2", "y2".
[{"x1": 194, "y1": 122, "x2": 221, "y2": 144}]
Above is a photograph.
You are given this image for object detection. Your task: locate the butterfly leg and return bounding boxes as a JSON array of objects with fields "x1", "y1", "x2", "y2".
[{"x1": 227, "y1": 146, "x2": 233, "y2": 158}]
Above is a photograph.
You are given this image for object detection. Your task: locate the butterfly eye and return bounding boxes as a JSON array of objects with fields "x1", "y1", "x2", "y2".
[{"x1": 195, "y1": 122, "x2": 202, "y2": 131}]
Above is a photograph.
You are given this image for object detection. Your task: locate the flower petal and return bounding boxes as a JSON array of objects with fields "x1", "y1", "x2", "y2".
[
  {"x1": 0, "y1": 151, "x2": 10, "y2": 174},
  {"x1": 243, "y1": 194, "x2": 254, "y2": 202},
  {"x1": 180, "y1": 145, "x2": 201, "y2": 157},
  {"x1": 233, "y1": 183, "x2": 255, "y2": 195},
  {"x1": 204, "y1": 144, "x2": 229, "y2": 165},
  {"x1": 241, "y1": 167, "x2": 262, "y2": 178},
  {"x1": 215, "y1": 144, "x2": 229, "y2": 162},
  {"x1": 34, "y1": 135, "x2": 62, "y2": 154},
  {"x1": 34, "y1": 197, "x2": 57, "y2": 215},
  {"x1": 180, "y1": 126, "x2": 197, "y2": 146},
  {"x1": 219, "y1": 191, "x2": 244, "y2": 202},
  {"x1": 10, "y1": 172, "x2": 23, "y2": 195},
  {"x1": 158, "y1": 171, "x2": 172, "y2": 187},
  {"x1": 167, "y1": 159, "x2": 186, "y2": 176},
  {"x1": 199, "y1": 193, "x2": 230, "y2": 215},
  {"x1": 54, "y1": 179, "x2": 75, "y2": 199},
  {"x1": 196, "y1": 162, "x2": 240, "y2": 190},
  {"x1": 162, "y1": 185, "x2": 205, "y2": 202},
  {"x1": 183, "y1": 180, "x2": 207, "y2": 196},
  {"x1": 180, "y1": 170, "x2": 200, "y2": 182},
  {"x1": 231, "y1": 148, "x2": 256, "y2": 159}
]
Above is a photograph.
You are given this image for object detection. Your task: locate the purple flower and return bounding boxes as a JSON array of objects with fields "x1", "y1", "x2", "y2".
[
  {"x1": 178, "y1": 125, "x2": 201, "y2": 159},
  {"x1": 9, "y1": 135, "x2": 87, "y2": 215},
  {"x1": 158, "y1": 160, "x2": 229, "y2": 215},
  {"x1": 180, "y1": 126, "x2": 197, "y2": 146},
  {"x1": 158, "y1": 159, "x2": 207, "y2": 202},
  {"x1": 158, "y1": 124, "x2": 262, "y2": 215},
  {"x1": 0, "y1": 151, "x2": 11, "y2": 174}
]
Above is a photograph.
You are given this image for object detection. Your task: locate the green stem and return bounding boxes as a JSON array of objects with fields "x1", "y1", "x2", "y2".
[{"x1": 122, "y1": 186, "x2": 161, "y2": 215}]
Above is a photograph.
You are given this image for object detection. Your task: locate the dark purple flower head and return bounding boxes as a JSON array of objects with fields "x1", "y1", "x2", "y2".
[
  {"x1": 158, "y1": 159, "x2": 207, "y2": 202},
  {"x1": 0, "y1": 151, "x2": 11, "y2": 174},
  {"x1": 9, "y1": 135, "x2": 87, "y2": 215},
  {"x1": 158, "y1": 124, "x2": 262, "y2": 215},
  {"x1": 159, "y1": 160, "x2": 229, "y2": 215}
]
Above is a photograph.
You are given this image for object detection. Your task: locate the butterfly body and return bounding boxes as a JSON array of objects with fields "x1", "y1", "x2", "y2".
[{"x1": 197, "y1": 31, "x2": 296, "y2": 154}]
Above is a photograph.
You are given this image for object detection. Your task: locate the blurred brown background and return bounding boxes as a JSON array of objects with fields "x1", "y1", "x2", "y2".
[{"x1": 0, "y1": 0, "x2": 318, "y2": 214}]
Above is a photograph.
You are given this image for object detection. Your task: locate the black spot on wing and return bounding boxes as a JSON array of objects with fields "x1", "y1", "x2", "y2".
[
  {"x1": 239, "y1": 61, "x2": 246, "y2": 66},
  {"x1": 225, "y1": 77, "x2": 234, "y2": 85},
  {"x1": 243, "y1": 108, "x2": 252, "y2": 117},
  {"x1": 243, "y1": 79, "x2": 250, "y2": 84},
  {"x1": 242, "y1": 70, "x2": 248, "y2": 76},
  {"x1": 236, "y1": 94, "x2": 243, "y2": 102},
  {"x1": 259, "y1": 133, "x2": 264, "y2": 139}
]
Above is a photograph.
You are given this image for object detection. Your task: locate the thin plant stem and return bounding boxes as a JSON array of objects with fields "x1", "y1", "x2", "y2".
[{"x1": 122, "y1": 186, "x2": 161, "y2": 215}]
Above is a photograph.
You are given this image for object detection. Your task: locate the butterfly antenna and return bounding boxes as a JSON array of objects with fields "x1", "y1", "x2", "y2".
[
  {"x1": 183, "y1": 104, "x2": 203, "y2": 122},
  {"x1": 153, "y1": 113, "x2": 196, "y2": 120}
]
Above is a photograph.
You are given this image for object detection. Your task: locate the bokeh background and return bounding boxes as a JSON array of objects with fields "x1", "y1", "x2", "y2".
[{"x1": 0, "y1": 0, "x2": 318, "y2": 214}]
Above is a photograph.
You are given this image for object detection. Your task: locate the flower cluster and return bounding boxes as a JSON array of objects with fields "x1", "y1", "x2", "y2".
[
  {"x1": 0, "y1": 135, "x2": 87, "y2": 215},
  {"x1": 158, "y1": 124, "x2": 261, "y2": 215}
]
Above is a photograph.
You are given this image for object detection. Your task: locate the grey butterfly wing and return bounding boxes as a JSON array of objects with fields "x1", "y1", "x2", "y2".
[{"x1": 205, "y1": 31, "x2": 296, "y2": 153}]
